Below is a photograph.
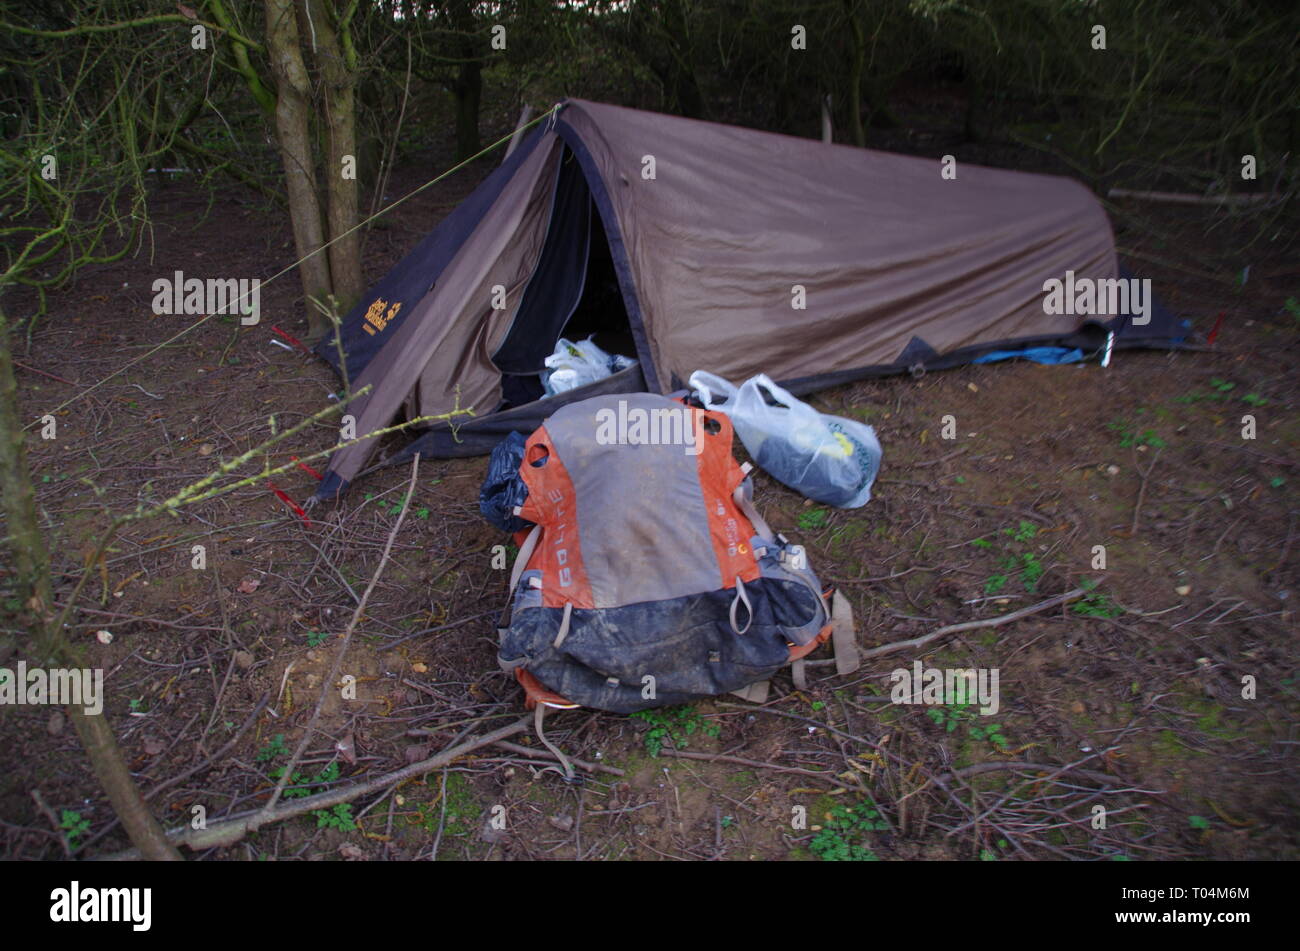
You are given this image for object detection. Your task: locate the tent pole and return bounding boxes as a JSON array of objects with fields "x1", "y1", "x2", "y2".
[
  {"x1": 821, "y1": 94, "x2": 833, "y2": 144},
  {"x1": 505, "y1": 104, "x2": 535, "y2": 161}
]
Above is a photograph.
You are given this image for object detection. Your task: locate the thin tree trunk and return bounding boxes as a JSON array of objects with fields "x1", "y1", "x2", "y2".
[
  {"x1": 0, "y1": 307, "x2": 180, "y2": 860},
  {"x1": 0, "y1": 306, "x2": 52, "y2": 656},
  {"x1": 844, "y1": 0, "x2": 866, "y2": 147},
  {"x1": 265, "y1": 0, "x2": 332, "y2": 339},
  {"x1": 454, "y1": 58, "x2": 482, "y2": 160},
  {"x1": 309, "y1": 0, "x2": 363, "y2": 316},
  {"x1": 69, "y1": 706, "x2": 183, "y2": 860}
]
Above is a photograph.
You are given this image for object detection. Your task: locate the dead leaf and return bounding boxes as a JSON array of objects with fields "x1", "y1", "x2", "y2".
[
  {"x1": 143, "y1": 736, "x2": 165, "y2": 756},
  {"x1": 237, "y1": 577, "x2": 260, "y2": 594},
  {"x1": 337, "y1": 843, "x2": 366, "y2": 861},
  {"x1": 336, "y1": 732, "x2": 357, "y2": 765}
]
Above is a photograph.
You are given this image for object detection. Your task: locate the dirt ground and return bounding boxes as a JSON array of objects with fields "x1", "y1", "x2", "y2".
[{"x1": 1, "y1": 95, "x2": 1297, "y2": 862}]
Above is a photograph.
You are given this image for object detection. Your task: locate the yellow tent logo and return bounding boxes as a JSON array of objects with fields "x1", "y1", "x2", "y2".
[{"x1": 362, "y1": 298, "x2": 401, "y2": 336}]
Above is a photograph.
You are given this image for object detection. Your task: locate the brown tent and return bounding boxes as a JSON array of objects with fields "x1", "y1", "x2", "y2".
[{"x1": 314, "y1": 99, "x2": 1183, "y2": 499}]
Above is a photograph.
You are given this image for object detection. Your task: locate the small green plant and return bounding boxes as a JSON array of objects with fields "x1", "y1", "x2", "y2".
[
  {"x1": 797, "y1": 508, "x2": 829, "y2": 531},
  {"x1": 128, "y1": 697, "x2": 145, "y2": 713},
  {"x1": 1004, "y1": 520, "x2": 1037, "y2": 544},
  {"x1": 271, "y1": 760, "x2": 340, "y2": 799},
  {"x1": 926, "y1": 698, "x2": 974, "y2": 733},
  {"x1": 810, "y1": 802, "x2": 888, "y2": 861},
  {"x1": 973, "y1": 522, "x2": 1041, "y2": 593},
  {"x1": 1017, "y1": 552, "x2": 1044, "y2": 592},
  {"x1": 256, "y1": 733, "x2": 289, "y2": 763},
  {"x1": 969, "y1": 722, "x2": 1009, "y2": 750},
  {"x1": 305, "y1": 629, "x2": 329, "y2": 648},
  {"x1": 1107, "y1": 419, "x2": 1167, "y2": 448},
  {"x1": 363, "y1": 493, "x2": 408, "y2": 516},
  {"x1": 1072, "y1": 591, "x2": 1123, "y2": 618},
  {"x1": 314, "y1": 803, "x2": 357, "y2": 831},
  {"x1": 980, "y1": 838, "x2": 1008, "y2": 861},
  {"x1": 270, "y1": 767, "x2": 310, "y2": 797},
  {"x1": 1241, "y1": 393, "x2": 1267, "y2": 407},
  {"x1": 925, "y1": 687, "x2": 1009, "y2": 749},
  {"x1": 631, "y1": 705, "x2": 720, "y2": 756},
  {"x1": 1188, "y1": 815, "x2": 1211, "y2": 831},
  {"x1": 60, "y1": 809, "x2": 91, "y2": 850}
]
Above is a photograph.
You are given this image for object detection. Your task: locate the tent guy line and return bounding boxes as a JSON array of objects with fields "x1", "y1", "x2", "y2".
[{"x1": 25, "y1": 104, "x2": 562, "y2": 429}]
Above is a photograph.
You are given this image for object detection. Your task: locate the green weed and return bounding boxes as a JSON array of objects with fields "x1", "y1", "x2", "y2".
[
  {"x1": 60, "y1": 809, "x2": 91, "y2": 850},
  {"x1": 256, "y1": 733, "x2": 289, "y2": 763},
  {"x1": 798, "y1": 508, "x2": 829, "y2": 531},
  {"x1": 971, "y1": 521, "x2": 1042, "y2": 593},
  {"x1": 810, "y1": 802, "x2": 888, "y2": 861},
  {"x1": 314, "y1": 803, "x2": 357, "y2": 831},
  {"x1": 1107, "y1": 419, "x2": 1167, "y2": 448},
  {"x1": 1072, "y1": 591, "x2": 1123, "y2": 618},
  {"x1": 631, "y1": 705, "x2": 721, "y2": 756}
]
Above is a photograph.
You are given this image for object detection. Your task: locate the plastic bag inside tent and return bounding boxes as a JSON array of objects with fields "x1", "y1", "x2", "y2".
[{"x1": 542, "y1": 337, "x2": 637, "y2": 396}]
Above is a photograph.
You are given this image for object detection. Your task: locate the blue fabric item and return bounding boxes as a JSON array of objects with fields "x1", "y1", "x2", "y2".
[
  {"x1": 479, "y1": 432, "x2": 532, "y2": 533},
  {"x1": 973, "y1": 346, "x2": 1085, "y2": 365}
]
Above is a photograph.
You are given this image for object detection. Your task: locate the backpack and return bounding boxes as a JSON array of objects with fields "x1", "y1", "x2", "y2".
[{"x1": 493, "y1": 392, "x2": 860, "y2": 719}]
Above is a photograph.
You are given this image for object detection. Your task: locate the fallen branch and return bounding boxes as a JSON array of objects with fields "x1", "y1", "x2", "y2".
[
  {"x1": 1107, "y1": 188, "x2": 1275, "y2": 206},
  {"x1": 858, "y1": 587, "x2": 1088, "y2": 661},
  {"x1": 940, "y1": 760, "x2": 1159, "y2": 790},
  {"x1": 94, "y1": 715, "x2": 532, "y2": 859},
  {"x1": 262, "y1": 456, "x2": 421, "y2": 814},
  {"x1": 1130, "y1": 446, "x2": 1162, "y2": 536},
  {"x1": 491, "y1": 740, "x2": 624, "y2": 777}
]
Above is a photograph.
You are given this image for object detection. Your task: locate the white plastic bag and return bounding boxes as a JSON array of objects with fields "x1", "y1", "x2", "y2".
[
  {"x1": 542, "y1": 337, "x2": 636, "y2": 396},
  {"x1": 690, "y1": 370, "x2": 882, "y2": 509}
]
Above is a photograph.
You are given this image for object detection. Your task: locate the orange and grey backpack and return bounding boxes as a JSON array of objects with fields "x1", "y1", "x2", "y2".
[{"x1": 493, "y1": 392, "x2": 861, "y2": 722}]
